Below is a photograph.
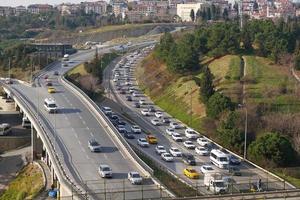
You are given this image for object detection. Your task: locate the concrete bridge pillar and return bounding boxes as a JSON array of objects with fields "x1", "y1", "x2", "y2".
[{"x1": 31, "y1": 127, "x2": 43, "y2": 161}]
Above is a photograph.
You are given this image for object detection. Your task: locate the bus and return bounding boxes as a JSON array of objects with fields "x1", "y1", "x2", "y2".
[{"x1": 210, "y1": 149, "x2": 229, "y2": 169}]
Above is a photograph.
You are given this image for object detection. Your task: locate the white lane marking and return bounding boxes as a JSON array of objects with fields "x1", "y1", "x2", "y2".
[
  {"x1": 104, "y1": 154, "x2": 108, "y2": 159},
  {"x1": 86, "y1": 127, "x2": 90, "y2": 130},
  {"x1": 79, "y1": 115, "x2": 82, "y2": 120},
  {"x1": 78, "y1": 140, "x2": 82, "y2": 145},
  {"x1": 86, "y1": 155, "x2": 90, "y2": 160},
  {"x1": 90, "y1": 132, "x2": 94, "y2": 137}
]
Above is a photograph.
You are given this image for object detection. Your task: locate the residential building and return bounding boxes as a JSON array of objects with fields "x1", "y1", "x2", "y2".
[
  {"x1": 15, "y1": 6, "x2": 26, "y2": 16},
  {"x1": 176, "y1": 3, "x2": 203, "y2": 21},
  {"x1": 27, "y1": 4, "x2": 53, "y2": 14},
  {"x1": 56, "y1": 4, "x2": 80, "y2": 16},
  {"x1": 0, "y1": 6, "x2": 15, "y2": 16},
  {"x1": 112, "y1": 2, "x2": 128, "y2": 17},
  {"x1": 81, "y1": 1, "x2": 107, "y2": 15}
]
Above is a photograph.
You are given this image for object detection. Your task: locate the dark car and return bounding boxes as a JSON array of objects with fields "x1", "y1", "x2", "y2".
[
  {"x1": 109, "y1": 114, "x2": 119, "y2": 121},
  {"x1": 54, "y1": 71, "x2": 59, "y2": 76},
  {"x1": 229, "y1": 155, "x2": 241, "y2": 165},
  {"x1": 162, "y1": 117, "x2": 170, "y2": 124},
  {"x1": 148, "y1": 106, "x2": 156, "y2": 112},
  {"x1": 133, "y1": 102, "x2": 140, "y2": 108},
  {"x1": 116, "y1": 125, "x2": 126, "y2": 133},
  {"x1": 126, "y1": 96, "x2": 133, "y2": 101},
  {"x1": 182, "y1": 153, "x2": 196, "y2": 166},
  {"x1": 228, "y1": 166, "x2": 242, "y2": 176},
  {"x1": 124, "y1": 132, "x2": 135, "y2": 139},
  {"x1": 117, "y1": 120, "x2": 126, "y2": 126},
  {"x1": 116, "y1": 86, "x2": 121, "y2": 91},
  {"x1": 46, "y1": 82, "x2": 53, "y2": 86},
  {"x1": 120, "y1": 90, "x2": 126, "y2": 94}
]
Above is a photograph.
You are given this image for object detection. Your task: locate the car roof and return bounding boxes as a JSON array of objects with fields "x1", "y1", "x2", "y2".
[{"x1": 100, "y1": 164, "x2": 110, "y2": 168}]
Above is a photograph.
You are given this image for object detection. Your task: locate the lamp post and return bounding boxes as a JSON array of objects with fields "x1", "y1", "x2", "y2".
[{"x1": 244, "y1": 107, "x2": 248, "y2": 159}]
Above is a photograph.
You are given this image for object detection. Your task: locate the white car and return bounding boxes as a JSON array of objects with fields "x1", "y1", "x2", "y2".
[
  {"x1": 131, "y1": 125, "x2": 141, "y2": 134},
  {"x1": 170, "y1": 122, "x2": 184, "y2": 129},
  {"x1": 128, "y1": 171, "x2": 143, "y2": 184},
  {"x1": 139, "y1": 99, "x2": 146, "y2": 105},
  {"x1": 99, "y1": 164, "x2": 112, "y2": 178},
  {"x1": 151, "y1": 118, "x2": 161, "y2": 126},
  {"x1": 169, "y1": 147, "x2": 182, "y2": 157},
  {"x1": 200, "y1": 165, "x2": 215, "y2": 174},
  {"x1": 183, "y1": 141, "x2": 196, "y2": 149},
  {"x1": 155, "y1": 145, "x2": 167, "y2": 155},
  {"x1": 172, "y1": 132, "x2": 183, "y2": 142},
  {"x1": 197, "y1": 137, "x2": 211, "y2": 146},
  {"x1": 102, "y1": 106, "x2": 112, "y2": 115},
  {"x1": 161, "y1": 153, "x2": 174, "y2": 162},
  {"x1": 166, "y1": 128, "x2": 175, "y2": 136},
  {"x1": 141, "y1": 109, "x2": 150, "y2": 116},
  {"x1": 154, "y1": 111, "x2": 163, "y2": 118},
  {"x1": 132, "y1": 92, "x2": 139, "y2": 97},
  {"x1": 195, "y1": 146, "x2": 210, "y2": 156},
  {"x1": 185, "y1": 128, "x2": 199, "y2": 139},
  {"x1": 88, "y1": 139, "x2": 102, "y2": 152},
  {"x1": 137, "y1": 138, "x2": 149, "y2": 147}
]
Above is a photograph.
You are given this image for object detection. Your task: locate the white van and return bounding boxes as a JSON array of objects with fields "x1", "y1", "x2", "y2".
[
  {"x1": 0, "y1": 123, "x2": 12, "y2": 136},
  {"x1": 210, "y1": 149, "x2": 230, "y2": 169},
  {"x1": 44, "y1": 98, "x2": 58, "y2": 113}
]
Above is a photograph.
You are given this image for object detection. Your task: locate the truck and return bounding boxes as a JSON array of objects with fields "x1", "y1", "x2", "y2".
[{"x1": 204, "y1": 173, "x2": 227, "y2": 194}]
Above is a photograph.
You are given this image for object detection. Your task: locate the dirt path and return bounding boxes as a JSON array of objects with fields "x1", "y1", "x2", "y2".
[{"x1": 241, "y1": 56, "x2": 247, "y2": 105}]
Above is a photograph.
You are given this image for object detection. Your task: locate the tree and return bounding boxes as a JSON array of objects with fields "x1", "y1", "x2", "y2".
[
  {"x1": 206, "y1": 93, "x2": 234, "y2": 118},
  {"x1": 196, "y1": 9, "x2": 201, "y2": 21},
  {"x1": 294, "y1": 55, "x2": 300, "y2": 70},
  {"x1": 222, "y1": 8, "x2": 229, "y2": 21},
  {"x1": 248, "y1": 132, "x2": 295, "y2": 167},
  {"x1": 200, "y1": 66, "x2": 215, "y2": 103},
  {"x1": 190, "y1": 9, "x2": 195, "y2": 22},
  {"x1": 155, "y1": 32, "x2": 174, "y2": 61}
]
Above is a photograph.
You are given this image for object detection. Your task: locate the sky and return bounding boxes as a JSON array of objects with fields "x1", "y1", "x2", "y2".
[{"x1": 0, "y1": 0, "x2": 100, "y2": 7}]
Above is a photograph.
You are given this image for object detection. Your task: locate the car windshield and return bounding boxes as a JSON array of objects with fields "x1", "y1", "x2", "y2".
[
  {"x1": 220, "y1": 157, "x2": 228, "y2": 162},
  {"x1": 189, "y1": 169, "x2": 196, "y2": 173},
  {"x1": 132, "y1": 173, "x2": 140, "y2": 178},
  {"x1": 140, "y1": 139, "x2": 147, "y2": 142},
  {"x1": 215, "y1": 182, "x2": 225, "y2": 188},
  {"x1": 158, "y1": 146, "x2": 164, "y2": 150},
  {"x1": 48, "y1": 103, "x2": 56, "y2": 108},
  {"x1": 206, "y1": 166, "x2": 213, "y2": 170},
  {"x1": 90, "y1": 141, "x2": 99, "y2": 146},
  {"x1": 102, "y1": 167, "x2": 111, "y2": 171},
  {"x1": 172, "y1": 149, "x2": 179, "y2": 152}
]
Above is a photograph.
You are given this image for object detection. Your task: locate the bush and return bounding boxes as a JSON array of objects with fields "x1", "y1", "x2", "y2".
[
  {"x1": 248, "y1": 132, "x2": 296, "y2": 167},
  {"x1": 206, "y1": 92, "x2": 234, "y2": 118}
]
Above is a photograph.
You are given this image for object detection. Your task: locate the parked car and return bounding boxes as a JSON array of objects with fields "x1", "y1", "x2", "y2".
[
  {"x1": 128, "y1": 171, "x2": 143, "y2": 184},
  {"x1": 137, "y1": 138, "x2": 149, "y2": 147},
  {"x1": 146, "y1": 135, "x2": 157, "y2": 144},
  {"x1": 88, "y1": 139, "x2": 102, "y2": 152},
  {"x1": 182, "y1": 153, "x2": 196, "y2": 166},
  {"x1": 172, "y1": 132, "x2": 183, "y2": 142},
  {"x1": 183, "y1": 141, "x2": 196, "y2": 149},
  {"x1": 98, "y1": 164, "x2": 112, "y2": 178},
  {"x1": 195, "y1": 146, "x2": 210, "y2": 156},
  {"x1": 169, "y1": 147, "x2": 182, "y2": 157},
  {"x1": 131, "y1": 125, "x2": 141, "y2": 134},
  {"x1": 155, "y1": 145, "x2": 167, "y2": 155},
  {"x1": 183, "y1": 168, "x2": 200, "y2": 179},
  {"x1": 161, "y1": 153, "x2": 174, "y2": 162}
]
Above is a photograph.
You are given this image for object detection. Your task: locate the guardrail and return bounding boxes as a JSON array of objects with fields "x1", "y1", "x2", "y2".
[
  {"x1": 61, "y1": 76, "x2": 154, "y2": 176},
  {"x1": 0, "y1": 83, "x2": 85, "y2": 199}
]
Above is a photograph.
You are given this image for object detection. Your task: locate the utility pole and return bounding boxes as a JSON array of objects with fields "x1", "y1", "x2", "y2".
[
  {"x1": 239, "y1": 0, "x2": 243, "y2": 29},
  {"x1": 8, "y1": 57, "x2": 11, "y2": 79},
  {"x1": 243, "y1": 107, "x2": 248, "y2": 159}
]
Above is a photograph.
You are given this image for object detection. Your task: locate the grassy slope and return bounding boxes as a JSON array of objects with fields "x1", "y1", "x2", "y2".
[
  {"x1": 0, "y1": 164, "x2": 44, "y2": 200},
  {"x1": 244, "y1": 56, "x2": 300, "y2": 112},
  {"x1": 66, "y1": 63, "x2": 88, "y2": 76}
]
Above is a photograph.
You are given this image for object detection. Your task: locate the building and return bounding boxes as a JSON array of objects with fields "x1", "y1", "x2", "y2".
[
  {"x1": 0, "y1": 6, "x2": 15, "y2": 16},
  {"x1": 112, "y1": 2, "x2": 128, "y2": 17},
  {"x1": 27, "y1": 4, "x2": 53, "y2": 14},
  {"x1": 177, "y1": 3, "x2": 203, "y2": 21},
  {"x1": 81, "y1": 1, "x2": 107, "y2": 15},
  {"x1": 56, "y1": 4, "x2": 80, "y2": 16},
  {"x1": 15, "y1": 6, "x2": 26, "y2": 16},
  {"x1": 30, "y1": 43, "x2": 76, "y2": 58}
]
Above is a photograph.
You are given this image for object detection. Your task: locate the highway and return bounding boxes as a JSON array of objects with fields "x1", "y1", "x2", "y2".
[
  {"x1": 3, "y1": 44, "x2": 167, "y2": 199},
  {"x1": 101, "y1": 46, "x2": 294, "y2": 195}
]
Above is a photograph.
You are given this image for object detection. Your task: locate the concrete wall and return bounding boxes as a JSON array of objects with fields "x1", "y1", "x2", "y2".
[{"x1": 0, "y1": 136, "x2": 30, "y2": 153}]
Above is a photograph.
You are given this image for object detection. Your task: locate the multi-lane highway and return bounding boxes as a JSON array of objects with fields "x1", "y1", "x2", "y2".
[
  {"x1": 3, "y1": 44, "x2": 170, "y2": 199},
  {"x1": 101, "y1": 46, "x2": 294, "y2": 195}
]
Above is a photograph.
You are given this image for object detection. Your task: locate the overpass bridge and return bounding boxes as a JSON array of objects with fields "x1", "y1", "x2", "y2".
[{"x1": 0, "y1": 43, "x2": 168, "y2": 199}]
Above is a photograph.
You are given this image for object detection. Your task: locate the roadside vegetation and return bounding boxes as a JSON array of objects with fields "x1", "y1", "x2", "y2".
[
  {"x1": 137, "y1": 18, "x2": 300, "y2": 175},
  {"x1": 0, "y1": 164, "x2": 44, "y2": 200}
]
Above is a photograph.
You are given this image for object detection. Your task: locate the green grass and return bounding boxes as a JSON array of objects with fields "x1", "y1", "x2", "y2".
[
  {"x1": 67, "y1": 63, "x2": 88, "y2": 76},
  {"x1": 0, "y1": 164, "x2": 44, "y2": 200},
  {"x1": 273, "y1": 168, "x2": 300, "y2": 188}
]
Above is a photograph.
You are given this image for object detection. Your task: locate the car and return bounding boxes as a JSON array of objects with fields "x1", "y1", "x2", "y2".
[
  {"x1": 139, "y1": 99, "x2": 146, "y2": 105},
  {"x1": 120, "y1": 90, "x2": 126, "y2": 94},
  {"x1": 98, "y1": 164, "x2": 112, "y2": 178},
  {"x1": 126, "y1": 96, "x2": 132, "y2": 101},
  {"x1": 148, "y1": 106, "x2": 156, "y2": 112},
  {"x1": 5, "y1": 78, "x2": 12, "y2": 84},
  {"x1": 195, "y1": 146, "x2": 210, "y2": 156},
  {"x1": 46, "y1": 82, "x2": 52, "y2": 86},
  {"x1": 185, "y1": 128, "x2": 199, "y2": 139},
  {"x1": 124, "y1": 132, "x2": 135, "y2": 139},
  {"x1": 169, "y1": 147, "x2": 182, "y2": 157},
  {"x1": 228, "y1": 166, "x2": 242, "y2": 176},
  {"x1": 117, "y1": 120, "x2": 126, "y2": 126},
  {"x1": 162, "y1": 117, "x2": 170, "y2": 124},
  {"x1": 155, "y1": 145, "x2": 167, "y2": 155},
  {"x1": 229, "y1": 155, "x2": 242, "y2": 165},
  {"x1": 183, "y1": 141, "x2": 196, "y2": 149},
  {"x1": 116, "y1": 86, "x2": 121, "y2": 91},
  {"x1": 151, "y1": 118, "x2": 161, "y2": 126},
  {"x1": 141, "y1": 109, "x2": 150, "y2": 116},
  {"x1": 137, "y1": 138, "x2": 149, "y2": 147},
  {"x1": 146, "y1": 135, "x2": 158, "y2": 144},
  {"x1": 197, "y1": 137, "x2": 211, "y2": 146},
  {"x1": 88, "y1": 139, "x2": 102, "y2": 152},
  {"x1": 133, "y1": 102, "x2": 141, "y2": 108},
  {"x1": 183, "y1": 168, "x2": 200, "y2": 179},
  {"x1": 170, "y1": 122, "x2": 184, "y2": 129},
  {"x1": 113, "y1": 78, "x2": 118, "y2": 82},
  {"x1": 132, "y1": 92, "x2": 139, "y2": 97},
  {"x1": 102, "y1": 106, "x2": 112, "y2": 115},
  {"x1": 172, "y1": 132, "x2": 183, "y2": 142},
  {"x1": 166, "y1": 128, "x2": 175, "y2": 136},
  {"x1": 128, "y1": 171, "x2": 143, "y2": 184},
  {"x1": 200, "y1": 165, "x2": 215, "y2": 174},
  {"x1": 161, "y1": 153, "x2": 174, "y2": 162},
  {"x1": 54, "y1": 71, "x2": 59, "y2": 76},
  {"x1": 44, "y1": 75, "x2": 49, "y2": 79},
  {"x1": 109, "y1": 114, "x2": 119, "y2": 121},
  {"x1": 116, "y1": 125, "x2": 126, "y2": 133},
  {"x1": 182, "y1": 153, "x2": 196, "y2": 166},
  {"x1": 131, "y1": 125, "x2": 141, "y2": 134},
  {"x1": 48, "y1": 87, "x2": 56, "y2": 93},
  {"x1": 154, "y1": 111, "x2": 163, "y2": 118}
]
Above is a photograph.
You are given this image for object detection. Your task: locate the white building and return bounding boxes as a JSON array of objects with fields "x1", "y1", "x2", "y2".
[{"x1": 177, "y1": 3, "x2": 203, "y2": 21}]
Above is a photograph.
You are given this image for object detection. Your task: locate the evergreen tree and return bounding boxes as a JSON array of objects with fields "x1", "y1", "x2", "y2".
[
  {"x1": 200, "y1": 66, "x2": 215, "y2": 103},
  {"x1": 190, "y1": 9, "x2": 195, "y2": 22}
]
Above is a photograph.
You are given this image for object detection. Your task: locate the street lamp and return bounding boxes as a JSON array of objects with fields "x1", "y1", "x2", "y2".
[{"x1": 239, "y1": 103, "x2": 248, "y2": 159}]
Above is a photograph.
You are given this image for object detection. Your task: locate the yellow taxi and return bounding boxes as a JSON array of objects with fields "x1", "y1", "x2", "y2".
[
  {"x1": 48, "y1": 87, "x2": 56, "y2": 93},
  {"x1": 183, "y1": 168, "x2": 200, "y2": 179},
  {"x1": 146, "y1": 135, "x2": 158, "y2": 144}
]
